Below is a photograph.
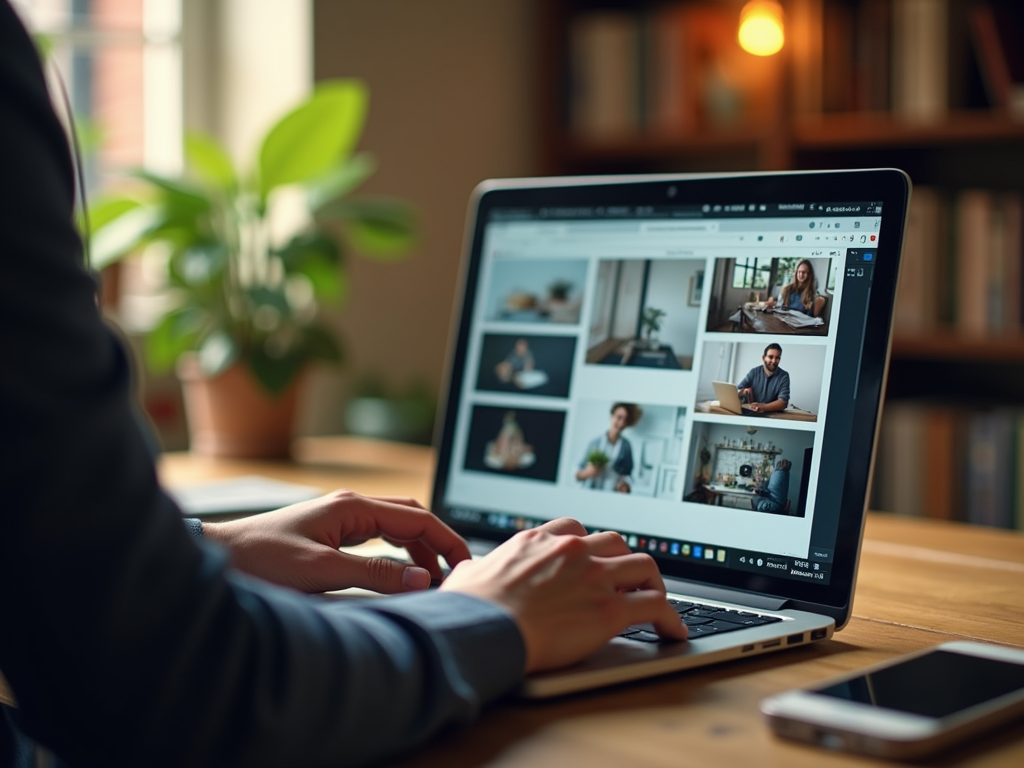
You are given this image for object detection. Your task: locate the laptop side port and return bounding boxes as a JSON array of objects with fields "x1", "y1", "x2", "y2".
[
  {"x1": 762, "y1": 639, "x2": 782, "y2": 649},
  {"x1": 787, "y1": 633, "x2": 804, "y2": 645},
  {"x1": 741, "y1": 644, "x2": 755, "y2": 653},
  {"x1": 811, "y1": 628, "x2": 828, "y2": 641}
]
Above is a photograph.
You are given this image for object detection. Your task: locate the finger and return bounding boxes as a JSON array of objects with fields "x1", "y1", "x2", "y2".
[
  {"x1": 396, "y1": 538, "x2": 447, "y2": 581},
  {"x1": 534, "y1": 517, "x2": 588, "y2": 536},
  {"x1": 582, "y1": 530, "x2": 632, "y2": 557},
  {"x1": 602, "y1": 553, "x2": 669, "y2": 595},
  {"x1": 332, "y1": 551, "x2": 433, "y2": 594},
  {"x1": 363, "y1": 500, "x2": 472, "y2": 568},
  {"x1": 364, "y1": 496, "x2": 429, "y2": 511},
  {"x1": 619, "y1": 590, "x2": 689, "y2": 640}
]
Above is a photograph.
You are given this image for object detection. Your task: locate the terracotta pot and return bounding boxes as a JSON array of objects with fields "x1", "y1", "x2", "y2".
[{"x1": 177, "y1": 356, "x2": 303, "y2": 458}]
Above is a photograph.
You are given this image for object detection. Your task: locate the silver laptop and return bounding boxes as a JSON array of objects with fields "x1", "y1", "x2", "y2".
[
  {"x1": 430, "y1": 170, "x2": 910, "y2": 697},
  {"x1": 711, "y1": 380, "x2": 758, "y2": 416}
]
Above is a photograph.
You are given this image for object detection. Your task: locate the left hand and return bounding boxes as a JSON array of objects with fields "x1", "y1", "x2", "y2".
[{"x1": 202, "y1": 490, "x2": 471, "y2": 594}]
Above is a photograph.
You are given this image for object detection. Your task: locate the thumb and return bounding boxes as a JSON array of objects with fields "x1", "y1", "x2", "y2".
[{"x1": 343, "y1": 553, "x2": 432, "y2": 594}]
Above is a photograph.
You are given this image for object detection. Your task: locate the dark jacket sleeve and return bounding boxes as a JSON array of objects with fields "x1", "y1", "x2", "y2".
[{"x1": 0, "y1": 4, "x2": 525, "y2": 767}]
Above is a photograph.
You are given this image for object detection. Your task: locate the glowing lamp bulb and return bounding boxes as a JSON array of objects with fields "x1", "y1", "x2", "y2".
[{"x1": 738, "y1": 0, "x2": 785, "y2": 57}]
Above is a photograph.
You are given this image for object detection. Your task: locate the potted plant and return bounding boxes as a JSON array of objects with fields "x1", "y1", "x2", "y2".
[
  {"x1": 89, "y1": 79, "x2": 414, "y2": 457},
  {"x1": 586, "y1": 449, "x2": 610, "y2": 472},
  {"x1": 640, "y1": 306, "x2": 666, "y2": 349}
]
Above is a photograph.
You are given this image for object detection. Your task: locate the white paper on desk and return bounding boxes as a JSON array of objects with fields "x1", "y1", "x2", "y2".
[
  {"x1": 168, "y1": 475, "x2": 322, "y2": 516},
  {"x1": 773, "y1": 310, "x2": 824, "y2": 328}
]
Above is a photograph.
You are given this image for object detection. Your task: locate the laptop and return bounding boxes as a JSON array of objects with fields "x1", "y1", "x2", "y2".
[
  {"x1": 430, "y1": 169, "x2": 910, "y2": 697},
  {"x1": 711, "y1": 380, "x2": 758, "y2": 415}
]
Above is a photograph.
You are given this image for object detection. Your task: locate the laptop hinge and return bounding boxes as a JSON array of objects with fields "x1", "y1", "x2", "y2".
[{"x1": 663, "y1": 578, "x2": 788, "y2": 612}]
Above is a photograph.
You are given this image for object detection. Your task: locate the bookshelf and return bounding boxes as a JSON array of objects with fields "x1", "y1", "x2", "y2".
[{"x1": 539, "y1": 0, "x2": 1024, "y2": 529}]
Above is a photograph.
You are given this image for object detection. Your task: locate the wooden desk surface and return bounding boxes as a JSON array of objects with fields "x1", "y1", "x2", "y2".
[{"x1": 6, "y1": 438, "x2": 1023, "y2": 766}]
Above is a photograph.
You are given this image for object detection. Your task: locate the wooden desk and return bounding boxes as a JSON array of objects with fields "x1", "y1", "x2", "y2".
[
  {"x1": 4, "y1": 438, "x2": 1023, "y2": 767},
  {"x1": 696, "y1": 400, "x2": 819, "y2": 422}
]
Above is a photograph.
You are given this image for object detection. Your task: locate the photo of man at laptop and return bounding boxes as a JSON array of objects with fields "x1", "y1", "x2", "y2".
[
  {"x1": 738, "y1": 342, "x2": 788, "y2": 413},
  {"x1": 696, "y1": 340, "x2": 822, "y2": 422}
]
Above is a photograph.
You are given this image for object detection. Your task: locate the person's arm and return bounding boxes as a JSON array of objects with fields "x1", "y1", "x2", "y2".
[
  {"x1": 0, "y1": 10, "x2": 520, "y2": 766},
  {"x1": 812, "y1": 295, "x2": 826, "y2": 317},
  {"x1": 0, "y1": 9, "x2": 683, "y2": 767}
]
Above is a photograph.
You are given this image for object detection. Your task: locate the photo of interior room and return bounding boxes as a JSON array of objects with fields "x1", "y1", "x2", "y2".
[
  {"x1": 585, "y1": 258, "x2": 702, "y2": 369},
  {"x1": 705, "y1": 256, "x2": 834, "y2": 336},
  {"x1": 694, "y1": 339, "x2": 826, "y2": 421},
  {"x1": 565, "y1": 399, "x2": 687, "y2": 500},
  {"x1": 483, "y1": 259, "x2": 588, "y2": 325},
  {"x1": 683, "y1": 420, "x2": 814, "y2": 517}
]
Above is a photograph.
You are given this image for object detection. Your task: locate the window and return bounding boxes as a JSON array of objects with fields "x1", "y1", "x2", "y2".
[
  {"x1": 731, "y1": 257, "x2": 771, "y2": 290},
  {"x1": 13, "y1": 0, "x2": 183, "y2": 194}
]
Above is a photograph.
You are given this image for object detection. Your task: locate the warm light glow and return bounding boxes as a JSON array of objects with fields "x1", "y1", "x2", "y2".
[{"x1": 738, "y1": 0, "x2": 785, "y2": 56}]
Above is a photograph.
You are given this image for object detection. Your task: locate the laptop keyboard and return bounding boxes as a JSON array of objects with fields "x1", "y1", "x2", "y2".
[{"x1": 620, "y1": 598, "x2": 782, "y2": 643}]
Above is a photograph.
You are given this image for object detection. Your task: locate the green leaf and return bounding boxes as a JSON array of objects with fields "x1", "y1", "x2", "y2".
[
  {"x1": 145, "y1": 305, "x2": 206, "y2": 373},
  {"x1": 276, "y1": 233, "x2": 345, "y2": 302},
  {"x1": 322, "y1": 197, "x2": 416, "y2": 259},
  {"x1": 129, "y1": 169, "x2": 213, "y2": 224},
  {"x1": 87, "y1": 196, "x2": 143, "y2": 234},
  {"x1": 198, "y1": 331, "x2": 239, "y2": 377},
  {"x1": 257, "y1": 79, "x2": 368, "y2": 198},
  {"x1": 90, "y1": 205, "x2": 166, "y2": 270},
  {"x1": 247, "y1": 347, "x2": 305, "y2": 395},
  {"x1": 305, "y1": 152, "x2": 376, "y2": 213},
  {"x1": 301, "y1": 323, "x2": 343, "y2": 363},
  {"x1": 185, "y1": 132, "x2": 238, "y2": 190},
  {"x1": 171, "y1": 244, "x2": 227, "y2": 288}
]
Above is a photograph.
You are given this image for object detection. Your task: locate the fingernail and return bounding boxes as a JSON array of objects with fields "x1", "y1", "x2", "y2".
[{"x1": 402, "y1": 567, "x2": 431, "y2": 591}]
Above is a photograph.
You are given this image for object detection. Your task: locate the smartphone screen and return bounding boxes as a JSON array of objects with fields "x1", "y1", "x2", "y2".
[{"x1": 814, "y1": 650, "x2": 1024, "y2": 718}]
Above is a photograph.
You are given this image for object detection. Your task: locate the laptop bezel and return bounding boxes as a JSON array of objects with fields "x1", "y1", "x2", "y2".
[{"x1": 431, "y1": 169, "x2": 910, "y2": 629}]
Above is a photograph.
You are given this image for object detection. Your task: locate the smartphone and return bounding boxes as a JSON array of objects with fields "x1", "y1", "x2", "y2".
[{"x1": 761, "y1": 642, "x2": 1024, "y2": 759}]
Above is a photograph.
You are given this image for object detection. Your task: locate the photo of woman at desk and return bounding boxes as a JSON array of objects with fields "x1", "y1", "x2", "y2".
[
  {"x1": 683, "y1": 421, "x2": 814, "y2": 516},
  {"x1": 704, "y1": 256, "x2": 833, "y2": 336}
]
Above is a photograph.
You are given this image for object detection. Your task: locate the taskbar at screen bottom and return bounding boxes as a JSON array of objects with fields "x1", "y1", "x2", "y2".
[{"x1": 444, "y1": 506, "x2": 833, "y2": 585}]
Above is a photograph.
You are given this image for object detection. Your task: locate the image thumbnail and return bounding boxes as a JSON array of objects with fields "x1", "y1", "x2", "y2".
[
  {"x1": 483, "y1": 259, "x2": 588, "y2": 325},
  {"x1": 475, "y1": 334, "x2": 577, "y2": 398},
  {"x1": 694, "y1": 339, "x2": 825, "y2": 421},
  {"x1": 683, "y1": 421, "x2": 814, "y2": 517},
  {"x1": 705, "y1": 256, "x2": 834, "y2": 336},
  {"x1": 566, "y1": 400, "x2": 688, "y2": 499},
  {"x1": 463, "y1": 405, "x2": 566, "y2": 482},
  {"x1": 585, "y1": 259, "x2": 702, "y2": 370}
]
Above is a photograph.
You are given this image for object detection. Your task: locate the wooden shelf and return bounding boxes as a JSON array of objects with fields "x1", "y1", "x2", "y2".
[
  {"x1": 793, "y1": 112, "x2": 1024, "y2": 151},
  {"x1": 891, "y1": 334, "x2": 1024, "y2": 362}
]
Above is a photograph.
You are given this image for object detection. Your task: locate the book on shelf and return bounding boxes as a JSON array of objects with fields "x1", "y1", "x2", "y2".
[
  {"x1": 872, "y1": 403, "x2": 1022, "y2": 529},
  {"x1": 565, "y1": 4, "x2": 773, "y2": 140},
  {"x1": 891, "y1": 0, "x2": 948, "y2": 123},
  {"x1": 968, "y1": 0, "x2": 1024, "y2": 120},
  {"x1": 568, "y1": 11, "x2": 641, "y2": 140},
  {"x1": 893, "y1": 186, "x2": 1023, "y2": 336}
]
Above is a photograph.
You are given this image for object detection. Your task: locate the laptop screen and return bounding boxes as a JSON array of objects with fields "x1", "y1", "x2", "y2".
[{"x1": 432, "y1": 170, "x2": 909, "y2": 616}]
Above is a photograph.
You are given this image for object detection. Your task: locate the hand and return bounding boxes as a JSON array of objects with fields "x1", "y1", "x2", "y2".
[
  {"x1": 749, "y1": 402, "x2": 763, "y2": 412},
  {"x1": 203, "y1": 490, "x2": 471, "y2": 594},
  {"x1": 577, "y1": 464, "x2": 601, "y2": 480},
  {"x1": 440, "y1": 518, "x2": 687, "y2": 673}
]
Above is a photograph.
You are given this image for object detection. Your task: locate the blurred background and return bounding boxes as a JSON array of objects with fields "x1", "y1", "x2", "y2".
[{"x1": 13, "y1": 0, "x2": 1024, "y2": 529}]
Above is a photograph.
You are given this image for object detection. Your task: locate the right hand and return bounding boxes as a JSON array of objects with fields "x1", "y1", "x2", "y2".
[
  {"x1": 440, "y1": 518, "x2": 687, "y2": 673},
  {"x1": 577, "y1": 463, "x2": 601, "y2": 480}
]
